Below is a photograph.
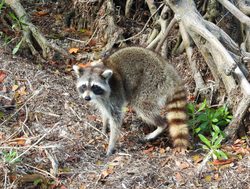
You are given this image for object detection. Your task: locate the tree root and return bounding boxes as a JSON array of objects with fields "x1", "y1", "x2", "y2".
[
  {"x1": 5, "y1": 0, "x2": 70, "y2": 60},
  {"x1": 163, "y1": 0, "x2": 250, "y2": 139}
]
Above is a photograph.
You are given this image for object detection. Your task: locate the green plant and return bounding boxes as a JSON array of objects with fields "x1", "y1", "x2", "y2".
[
  {"x1": 187, "y1": 99, "x2": 232, "y2": 160},
  {"x1": 33, "y1": 178, "x2": 43, "y2": 186},
  {"x1": 187, "y1": 99, "x2": 232, "y2": 135},
  {"x1": 7, "y1": 12, "x2": 28, "y2": 54},
  {"x1": 2, "y1": 149, "x2": 21, "y2": 163},
  {"x1": 8, "y1": 12, "x2": 27, "y2": 30},
  {"x1": 198, "y1": 125, "x2": 228, "y2": 160},
  {"x1": 0, "y1": 0, "x2": 5, "y2": 13}
]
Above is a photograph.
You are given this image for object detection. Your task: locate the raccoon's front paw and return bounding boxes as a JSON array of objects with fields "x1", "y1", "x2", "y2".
[{"x1": 106, "y1": 148, "x2": 116, "y2": 156}]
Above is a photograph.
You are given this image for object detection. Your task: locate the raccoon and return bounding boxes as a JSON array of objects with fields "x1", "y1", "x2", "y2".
[{"x1": 73, "y1": 47, "x2": 189, "y2": 155}]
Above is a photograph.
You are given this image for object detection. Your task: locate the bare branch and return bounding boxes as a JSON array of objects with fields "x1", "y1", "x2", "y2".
[{"x1": 217, "y1": 0, "x2": 250, "y2": 27}]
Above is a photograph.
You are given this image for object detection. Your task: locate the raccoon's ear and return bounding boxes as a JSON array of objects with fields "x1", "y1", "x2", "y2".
[
  {"x1": 101, "y1": 69, "x2": 113, "y2": 80},
  {"x1": 73, "y1": 65, "x2": 84, "y2": 77}
]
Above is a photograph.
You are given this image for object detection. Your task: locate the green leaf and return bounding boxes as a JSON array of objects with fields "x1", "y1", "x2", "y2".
[
  {"x1": 199, "y1": 121, "x2": 210, "y2": 132},
  {"x1": 214, "y1": 135, "x2": 224, "y2": 148},
  {"x1": 198, "y1": 99, "x2": 207, "y2": 112},
  {"x1": 195, "y1": 127, "x2": 201, "y2": 133},
  {"x1": 211, "y1": 131, "x2": 219, "y2": 144},
  {"x1": 202, "y1": 145, "x2": 209, "y2": 150},
  {"x1": 198, "y1": 134, "x2": 211, "y2": 148},
  {"x1": 197, "y1": 113, "x2": 208, "y2": 122},
  {"x1": 215, "y1": 150, "x2": 228, "y2": 160},
  {"x1": 212, "y1": 124, "x2": 221, "y2": 134},
  {"x1": 12, "y1": 38, "x2": 23, "y2": 55},
  {"x1": 0, "y1": 111, "x2": 4, "y2": 119},
  {"x1": 187, "y1": 103, "x2": 195, "y2": 115},
  {"x1": 8, "y1": 12, "x2": 18, "y2": 22},
  {"x1": 212, "y1": 118, "x2": 218, "y2": 123},
  {"x1": 33, "y1": 178, "x2": 42, "y2": 186},
  {"x1": 0, "y1": 0, "x2": 5, "y2": 11}
]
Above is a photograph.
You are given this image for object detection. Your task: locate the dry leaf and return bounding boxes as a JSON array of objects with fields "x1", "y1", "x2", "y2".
[
  {"x1": 212, "y1": 159, "x2": 234, "y2": 166},
  {"x1": 87, "y1": 39, "x2": 96, "y2": 47},
  {"x1": 12, "y1": 84, "x2": 19, "y2": 91},
  {"x1": 214, "y1": 173, "x2": 220, "y2": 180},
  {"x1": 101, "y1": 167, "x2": 114, "y2": 179},
  {"x1": 234, "y1": 139, "x2": 245, "y2": 145},
  {"x1": 143, "y1": 146, "x2": 154, "y2": 154},
  {"x1": 8, "y1": 137, "x2": 27, "y2": 146},
  {"x1": 64, "y1": 27, "x2": 76, "y2": 33},
  {"x1": 87, "y1": 115, "x2": 97, "y2": 121},
  {"x1": 60, "y1": 185, "x2": 68, "y2": 189},
  {"x1": 0, "y1": 71, "x2": 7, "y2": 83},
  {"x1": 69, "y1": 48, "x2": 79, "y2": 54},
  {"x1": 175, "y1": 172, "x2": 183, "y2": 182},
  {"x1": 79, "y1": 185, "x2": 86, "y2": 189},
  {"x1": 192, "y1": 154, "x2": 203, "y2": 164},
  {"x1": 187, "y1": 94, "x2": 195, "y2": 101},
  {"x1": 35, "y1": 11, "x2": 49, "y2": 16},
  {"x1": 178, "y1": 162, "x2": 190, "y2": 170},
  {"x1": 18, "y1": 86, "x2": 27, "y2": 96},
  {"x1": 159, "y1": 148, "x2": 166, "y2": 154}
]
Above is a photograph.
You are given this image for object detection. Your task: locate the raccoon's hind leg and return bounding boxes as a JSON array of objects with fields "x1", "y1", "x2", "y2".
[
  {"x1": 144, "y1": 116, "x2": 167, "y2": 141},
  {"x1": 134, "y1": 104, "x2": 167, "y2": 141},
  {"x1": 166, "y1": 88, "x2": 189, "y2": 153}
]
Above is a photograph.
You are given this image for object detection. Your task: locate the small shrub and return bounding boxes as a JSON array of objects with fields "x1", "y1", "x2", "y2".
[
  {"x1": 2, "y1": 149, "x2": 21, "y2": 164},
  {"x1": 187, "y1": 99, "x2": 232, "y2": 159}
]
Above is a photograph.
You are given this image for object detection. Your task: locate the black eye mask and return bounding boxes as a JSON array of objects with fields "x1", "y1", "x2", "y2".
[
  {"x1": 91, "y1": 85, "x2": 104, "y2": 95},
  {"x1": 78, "y1": 84, "x2": 87, "y2": 93}
]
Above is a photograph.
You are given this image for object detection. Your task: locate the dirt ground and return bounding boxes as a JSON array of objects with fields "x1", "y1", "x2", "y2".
[
  {"x1": 0, "y1": 1, "x2": 250, "y2": 189},
  {"x1": 0, "y1": 38, "x2": 250, "y2": 189}
]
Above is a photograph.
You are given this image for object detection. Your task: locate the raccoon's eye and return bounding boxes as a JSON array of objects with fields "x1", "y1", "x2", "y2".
[
  {"x1": 78, "y1": 84, "x2": 87, "y2": 93},
  {"x1": 91, "y1": 85, "x2": 104, "y2": 95}
]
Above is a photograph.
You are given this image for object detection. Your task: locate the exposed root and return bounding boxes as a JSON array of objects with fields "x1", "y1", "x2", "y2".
[{"x1": 5, "y1": 0, "x2": 70, "y2": 60}]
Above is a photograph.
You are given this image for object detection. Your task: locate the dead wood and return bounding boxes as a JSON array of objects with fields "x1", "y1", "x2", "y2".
[
  {"x1": 5, "y1": 0, "x2": 69, "y2": 60},
  {"x1": 163, "y1": 0, "x2": 250, "y2": 139}
]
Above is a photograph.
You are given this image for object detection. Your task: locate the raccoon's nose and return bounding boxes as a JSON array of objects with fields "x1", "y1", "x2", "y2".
[{"x1": 85, "y1": 96, "x2": 91, "y2": 101}]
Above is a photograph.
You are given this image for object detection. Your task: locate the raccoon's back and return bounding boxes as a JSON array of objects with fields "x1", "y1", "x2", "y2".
[{"x1": 105, "y1": 47, "x2": 182, "y2": 95}]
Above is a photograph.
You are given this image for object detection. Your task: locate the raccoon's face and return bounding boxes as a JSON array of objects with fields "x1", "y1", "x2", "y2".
[{"x1": 73, "y1": 64, "x2": 113, "y2": 102}]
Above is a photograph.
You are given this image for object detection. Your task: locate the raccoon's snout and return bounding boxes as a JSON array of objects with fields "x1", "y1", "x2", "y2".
[{"x1": 85, "y1": 96, "x2": 91, "y2": 101}]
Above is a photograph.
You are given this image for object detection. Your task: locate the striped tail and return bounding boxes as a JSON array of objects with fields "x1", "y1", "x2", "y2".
[{"x1": 166, "y1": 87, "x2": 189, "y2": 153}]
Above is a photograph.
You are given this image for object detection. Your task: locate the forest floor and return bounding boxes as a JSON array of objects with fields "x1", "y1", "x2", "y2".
[{"x1": 1, "y1": 1, "x2": 250, "y2": 189}]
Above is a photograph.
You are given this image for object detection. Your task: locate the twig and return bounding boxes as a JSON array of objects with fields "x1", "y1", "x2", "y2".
[
  {"x1": 24, "y1": 163, "x2": 58, "y2": 180},
  {"x1": 21, "y1": 105, "x2": 31, "y2": 136},
  {"x1": 86, "y1": 26, "x2": 98, "y2": 46},
  {"x1": 217, "y1": 0, "x2": 250, "y2": 27},
  {"x1": 9, "y1": 122, "x2": 59, "y2": 163},
  {"x1": 0, "y1": 128, "x2": 22, "y2": 145},
  {"x1": 0, "y1": 145, "x2": 60, "y2": 149},
  {"x1": 45, "y1": 149, "x2": 58, "y2": 176},
  {"x1": 67, "y1": 37, "x2": 86, "y2": 43},
  {"x1": 0, "y1": 88, "x2": 42, "y2": 127},
  {"x1": 0, "y1": 95, "x2": 12, "y2": 101},
  {"x1": 4, "y1": 168, "x2": 7, "y2": 189},
  {"x1": 34, "y1": 111, "x2": 60, "y2": 117},
  {"x1": 117, "y1": 3, "x2": 164, "y2": 43},
  {"x1": 155, "y1": 17, "x2": 177, "y2": 52},
  {"x1": 197, "y1": 150, "x2": 213, "y2": 174}
]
